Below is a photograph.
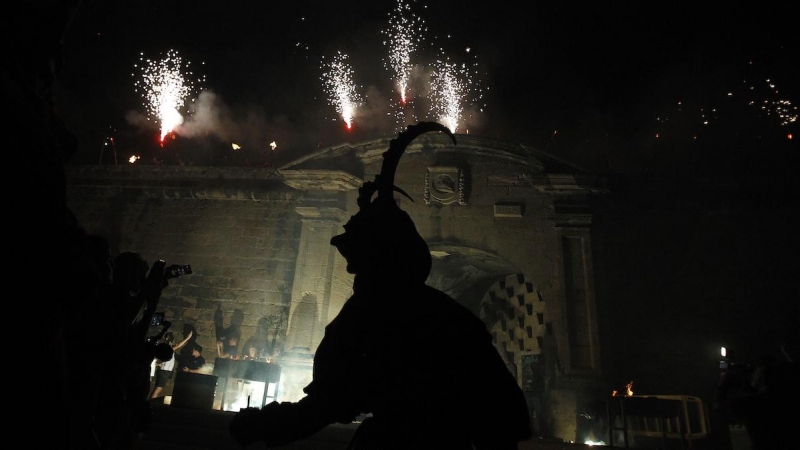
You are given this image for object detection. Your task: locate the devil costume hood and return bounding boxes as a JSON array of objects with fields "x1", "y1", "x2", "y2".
[
  {"x1": 331, "y1": 198, "x2": 432, "y2": 285},
  {"x1": 329, "y1": 122, "x2": 452, "y2": 285}
]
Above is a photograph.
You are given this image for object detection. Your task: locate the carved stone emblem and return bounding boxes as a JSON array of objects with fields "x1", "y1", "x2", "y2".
[{"x1": 424, "y1": 166, "x2": 466, "y2": 206}]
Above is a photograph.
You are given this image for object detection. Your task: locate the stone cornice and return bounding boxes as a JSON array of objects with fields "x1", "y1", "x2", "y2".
[
  {"x1": 66, "y1": 164, "x2": 282, "y2": 181},
  {"x1": 279, "y1": 169, "x2": 363, "y2": 192},
  {"x1": 294, "y1": 206, "x2": 348, "y2": 222},
  {"x1": 65, "y1": 164, "x2": 289, "y2": 200},
  {"x1": 354, "y1": 134, "x2": 543, "y2": 169},
  {"x1": 277, "y1": 134, "x2": 588, "y2": 175}
]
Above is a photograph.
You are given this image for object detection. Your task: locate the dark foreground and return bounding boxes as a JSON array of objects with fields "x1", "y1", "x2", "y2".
[{"x1": 139, "y1": 404, "x2": 601, "y2": 450}]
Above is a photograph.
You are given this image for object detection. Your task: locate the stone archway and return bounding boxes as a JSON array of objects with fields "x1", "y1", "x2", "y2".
[{"x1": 426, "y1": 243, "x2": 519, "y2": 315}]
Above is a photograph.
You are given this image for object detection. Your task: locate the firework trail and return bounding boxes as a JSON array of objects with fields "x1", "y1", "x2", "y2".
[
  {"x1": 382, "y1": 0, "x2": 426, "y2": 105},
  {"x1": 133, "y1": 49, "x2": 198, "y2": 142},
  {"x1": 321, "y1": 51, "x2": 362, "y2": 130}
]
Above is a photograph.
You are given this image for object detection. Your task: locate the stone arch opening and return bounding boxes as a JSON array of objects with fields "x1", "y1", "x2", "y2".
[{"x1": 426, "y1": 243, "x2": 520, "y2": 315}]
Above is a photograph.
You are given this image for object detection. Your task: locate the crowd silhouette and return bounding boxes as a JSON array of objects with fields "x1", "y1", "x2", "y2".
[
  {"x1": 10, "y1": 2, "x2": 104, "y2": 449},
  {"x1": 7, "y1": 4, "x2": 199, "y2": 444},
  {"x1": 715, "y1": 344, "x2": 798, "y2": 450}
]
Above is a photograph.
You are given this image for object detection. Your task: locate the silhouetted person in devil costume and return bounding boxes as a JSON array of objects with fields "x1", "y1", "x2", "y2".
[{"x1": 229, "y1": 122, "x2": 532, "y2": 449}]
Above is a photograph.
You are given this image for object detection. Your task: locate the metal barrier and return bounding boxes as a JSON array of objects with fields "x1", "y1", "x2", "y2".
[{"x1": 607, "y1": 394, "x2": 710, "y2": 449}]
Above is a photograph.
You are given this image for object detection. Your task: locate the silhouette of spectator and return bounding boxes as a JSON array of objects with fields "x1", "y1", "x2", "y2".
[
  {"x1": 215, "y1": 305, "x2": 243, "y2": 359},
  {"x1": 64, "y1": 233, "x2": 116, "y2": 449},
  {"x1": 217, "y1": 335, "x2": 240, "y2": 359},
  {"x1": 92, "y1": 254, "x2": 183, "y2": 449},
  {"x1": 715, "y1": 350, "x2": 753, "y2": 428},
  {"x1": 242, "y1": 316, "x2": 272, "y2": 362},
  {"x1": 84, "y1": 251, "x2": 148, "y2": 450},
  {"x1": 109, "y1": 251, "x2": 151, "y2": 329},
  {"x1": 176, "y1": 323, "x2": 199, "y2": 369},
  {"x1": 229, "y1": 122, "x2": 532, "y2": 449},
  {"x1": 742, "y1": 342, "x2": 798, "y2": 450},
  {"x1": 6, "y1": 2, "x2": 104, "y2": 449}
]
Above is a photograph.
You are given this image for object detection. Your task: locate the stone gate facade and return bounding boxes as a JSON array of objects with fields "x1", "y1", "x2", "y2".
[{"x1": 66, "y1": 132, "x2": 608, "y2": 442}]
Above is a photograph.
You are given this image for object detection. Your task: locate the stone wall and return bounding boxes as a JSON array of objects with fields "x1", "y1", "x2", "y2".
[{"x1": 66, "y1": 165, "x2": 302, "y2": 368}]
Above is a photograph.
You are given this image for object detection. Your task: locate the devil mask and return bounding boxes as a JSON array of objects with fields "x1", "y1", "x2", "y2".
[{"x1": 330, "y1": 122, "x2": 456, "y2": 284}]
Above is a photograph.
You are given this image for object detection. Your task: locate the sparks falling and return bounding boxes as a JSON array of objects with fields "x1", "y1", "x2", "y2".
[
  {"x1": 382, "y1": 0, "x2": 426, "y2": 105},
  {"x1": 133, "y1": 49, "x2": 198, "y2": 142},
  {"x1": 749, "y1": 78, "x2": 797, "y2": 127},
  {"x1": 654, "y1": 60, "x2": 797, "y2": 139},
  {"x1": 321, "y1": 51, "x2": 362, "y2": 130}
]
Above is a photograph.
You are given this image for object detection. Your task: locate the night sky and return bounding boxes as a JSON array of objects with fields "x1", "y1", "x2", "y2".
[{"x1": 55, "y1": 1, "x2": 798, "y2": 172}]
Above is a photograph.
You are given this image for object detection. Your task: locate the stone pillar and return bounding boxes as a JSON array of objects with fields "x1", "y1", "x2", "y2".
[
  {"x1": 548, "y1": 206, "x2": 601, "y2": 375},
  {"x1": 556, "y1": 215, "x2": 600, "y2": 373},
  {"x1": 547, "y1": 204, "x2": 603, "y2": 444},
  {"x1": 278, "y1": 206, "x2": 345, "y2": 401}
]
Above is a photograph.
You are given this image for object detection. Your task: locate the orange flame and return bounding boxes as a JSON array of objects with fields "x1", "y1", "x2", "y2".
[{"x1": 611, "y1": 380, "x2": 635, "y2": 397}]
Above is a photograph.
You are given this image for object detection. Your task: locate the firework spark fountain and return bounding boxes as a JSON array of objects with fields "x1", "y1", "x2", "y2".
[
  {"x1": 321, "y1": 51, "x2": 362, "y2": 130},
  {"x1": 313, "y1": 2, "x2": 485, "y2": 136},
  {"x1": 133, "y1": 49, "x2": 199, "y2": 143},
  {"x1": 382, "y1": 0, "x2": 426, "y2": 105},
  {"x1": 430, "y1": 58, "x2": 470, "y2": 133}
]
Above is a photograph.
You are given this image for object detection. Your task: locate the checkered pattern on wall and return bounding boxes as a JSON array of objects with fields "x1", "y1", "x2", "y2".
[{"x1": 479, "y1": 273, "x2": 548, "y2": 358}]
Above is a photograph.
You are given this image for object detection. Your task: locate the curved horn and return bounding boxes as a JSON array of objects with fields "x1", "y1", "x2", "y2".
[
  {"x1": 356, "y1": 121, "x2": 456, "y2": 210},
  {"x1": 378, "y1": 121, "x2": 457, "y2": 200}
]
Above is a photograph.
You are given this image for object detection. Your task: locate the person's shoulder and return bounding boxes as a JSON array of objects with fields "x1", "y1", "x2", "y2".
[
  {"x1": 422, "y1": 285, "x2": 469, "y2": 309},
  {"x1": 421, "y1": 285, "x2": 484, "y2": 323}
]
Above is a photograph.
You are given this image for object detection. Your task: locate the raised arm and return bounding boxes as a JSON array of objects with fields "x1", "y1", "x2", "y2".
[{"x1": 173, "y1": 331, "x2": 193, "y2": 352}]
